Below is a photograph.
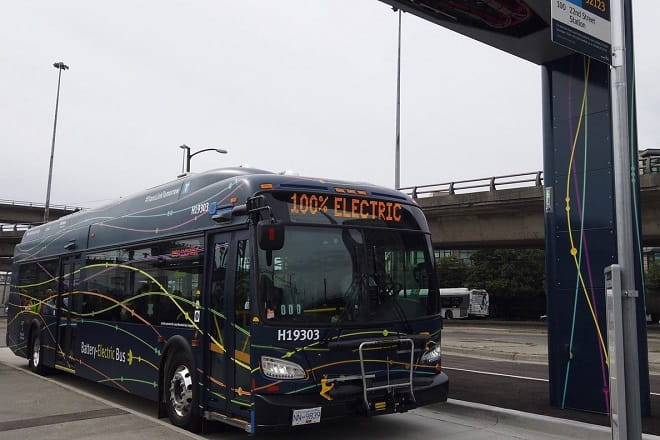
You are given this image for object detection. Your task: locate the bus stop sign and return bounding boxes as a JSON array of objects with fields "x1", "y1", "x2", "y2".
[{"x1": 551, "y1": 0, "x2": 612, "y2": 64}]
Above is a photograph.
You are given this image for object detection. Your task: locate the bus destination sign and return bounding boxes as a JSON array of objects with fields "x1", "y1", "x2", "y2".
[{"x1": 288, "y1": 193, "x2": 403, "y2": 223}]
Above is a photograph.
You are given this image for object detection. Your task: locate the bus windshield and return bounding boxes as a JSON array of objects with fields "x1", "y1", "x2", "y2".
[{"x1": 257, "y1": 225, "x2": 438, "y2": 325}]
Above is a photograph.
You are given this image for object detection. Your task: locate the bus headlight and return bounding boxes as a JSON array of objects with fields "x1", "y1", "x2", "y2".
[
  {"x1": 261, "y1": 356, "x2": 306, "y2": 380},
  {"x1": 420, "y1": 345, "x2": 442, "y2": 365}
]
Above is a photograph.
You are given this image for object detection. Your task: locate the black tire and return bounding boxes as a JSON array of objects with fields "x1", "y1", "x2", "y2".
[
  {"x1": 28, "y1": 328, "x2": 48, "y2": 376},
  {"x1": 165, "y1": 350, "x2": 201, "y2": 432},
  {"x1": 444, "y1": 310, "x2": 453, "y2": 320}
]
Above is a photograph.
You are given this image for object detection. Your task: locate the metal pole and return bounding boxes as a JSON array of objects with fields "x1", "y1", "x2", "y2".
[
  {"x1": 180, "y1": 144, "x2": 191, "y2": 174},
  {"x1": 44, "y1": 63, "x2": 68, "y2": 223},
  {"x1": 394, "y1": 8, "x2": 402, "y2": 190},
  {"x1": 610, "y1": 0, "x2": 641, "y2": 437}
]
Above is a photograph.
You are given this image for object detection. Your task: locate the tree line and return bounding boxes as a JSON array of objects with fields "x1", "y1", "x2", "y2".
[
  {"x1": 435, "y1": 249, "x2": 546, "y2": 320},
  {"x1": 437, "y1": 249, "x2": 660, "y2": 321}
]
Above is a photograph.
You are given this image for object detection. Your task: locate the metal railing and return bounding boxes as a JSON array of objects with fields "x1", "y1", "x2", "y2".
[
  {"x1": 0, "y1": 224, "x2": 32, "y2": 233},
  {"x1": 639, "y1": 156, "x2": 660, "y2": 175},
  {"x1": 0, "y1": 198, "x2": 83, "y2": 212},
  {"x1": 399, "y1": 171, "x2": 543, "y2": 198}
]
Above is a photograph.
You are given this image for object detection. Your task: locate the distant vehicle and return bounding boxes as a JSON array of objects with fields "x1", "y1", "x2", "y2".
[{"x1": 439, "y1": 288, "x2": 489, "y2": 319}]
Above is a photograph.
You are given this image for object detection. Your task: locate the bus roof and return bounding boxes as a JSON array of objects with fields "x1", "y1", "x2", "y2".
[{"x1": 15, "y1": 167, "x2": 412, "y2": 263}]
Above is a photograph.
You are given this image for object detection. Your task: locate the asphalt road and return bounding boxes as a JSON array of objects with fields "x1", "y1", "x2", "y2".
[
  {"x1": 2, "y1": 318, "x2": 659, "y2": 437},
  {"x1": 440, "y1": 322, "x2": 660, "y2": 436}
]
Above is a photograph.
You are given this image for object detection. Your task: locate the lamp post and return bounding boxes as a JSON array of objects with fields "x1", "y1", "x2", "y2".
[
  {"x1": 44, "y1": 61, "x2": 69, "y2": 223},
  {"x1": 179, "y1": 144, "x2": 228, "y2": 174},
  {"x1": 394, "y1": 8, "x2": 402, "y2": 190}
]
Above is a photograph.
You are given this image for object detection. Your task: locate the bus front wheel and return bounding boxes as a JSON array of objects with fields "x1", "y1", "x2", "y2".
[
  {"x1": 444, "y1": 310, "x2": 453, "y2": 320},
  {"x1": 165, "y1": 350, "x2": 201, "y2": 432}
]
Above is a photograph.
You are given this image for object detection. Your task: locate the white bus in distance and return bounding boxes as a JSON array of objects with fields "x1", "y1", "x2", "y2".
[{"x1": 439, "y1": 288, "x2": 489, "y2": 319}]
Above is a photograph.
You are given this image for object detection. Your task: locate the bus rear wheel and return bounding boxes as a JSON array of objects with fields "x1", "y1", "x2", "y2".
[
  {"x1": 165, "y1": 351, "x2": 201, "y2": 432},
  {"x1": 28, "y1": 329, "x2": 48, "y2": 376}
]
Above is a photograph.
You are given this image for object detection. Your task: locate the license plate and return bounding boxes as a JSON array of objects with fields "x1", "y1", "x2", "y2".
[{"x1": 291, "y1": 407, "x2": 322, "y2": 426}]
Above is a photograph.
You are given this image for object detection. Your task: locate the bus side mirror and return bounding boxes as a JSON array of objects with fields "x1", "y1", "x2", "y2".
[{"x1": 258, "y1": 220, "x2": 284, "y2": 251}]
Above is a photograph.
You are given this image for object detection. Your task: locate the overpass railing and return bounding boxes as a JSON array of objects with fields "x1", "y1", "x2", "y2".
[
  {"x1": 0, "y1": 198, "x2": 83, "y2": 212},
  {"x1": 639, "y1": 156, "x2": 660, "y2": 175},
  {"x1": 399, "y1": 171, "x2": 543, "y2": 198},
  {"x1": 399, "y1": 155, "x2": 659, "y2": 199},
  {"x1": 0, "y1": 224, "x2": 32, "y2": 232}
]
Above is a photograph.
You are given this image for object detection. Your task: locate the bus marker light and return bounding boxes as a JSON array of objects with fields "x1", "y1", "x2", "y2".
[
  {"x1": 260, "y1": 183, "x2": 273, "y2": 189},
  {"x1": 266, "y1": 384, "x2": 280, "y2": 392}
]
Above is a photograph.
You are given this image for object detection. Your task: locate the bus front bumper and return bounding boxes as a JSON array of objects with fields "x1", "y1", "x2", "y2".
[{"x1": 252, "y1": 372, "x2": 449, "y2": 432}]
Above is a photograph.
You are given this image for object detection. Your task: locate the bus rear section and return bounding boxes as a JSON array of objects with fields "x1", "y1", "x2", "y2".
[{"x1": 438, "y1": 288, "x2": 469, "y2": 319}]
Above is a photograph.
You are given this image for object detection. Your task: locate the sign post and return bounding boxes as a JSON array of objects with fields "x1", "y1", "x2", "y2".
[{"x1": 605, "y1": 265, "x2": 627, "y2": 440}]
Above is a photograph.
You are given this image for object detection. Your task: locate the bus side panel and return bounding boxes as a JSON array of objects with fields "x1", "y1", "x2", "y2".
[
  {"x1": 74, "y1": 321, "x2": 195, "y2": 401},
  {"x1": 5, "y1": 289, "x2": 28, "y2": 358}
]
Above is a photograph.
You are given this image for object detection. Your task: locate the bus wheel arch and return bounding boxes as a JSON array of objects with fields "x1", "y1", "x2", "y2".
[
  {"x1": 160, "y1": 337, "x2": 201, "y2": 432},
  {"x1": 444, "y1": 310, "x2": 453, "y2": 319}
]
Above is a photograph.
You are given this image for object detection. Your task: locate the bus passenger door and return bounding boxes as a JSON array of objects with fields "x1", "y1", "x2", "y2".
[
  {"x1": 206, "y1": 233, "x2": 231, "y2": 412},
  {"x1": 206, "y1": 230, "x2": 253, "y2": 417},
  {"x1": 56, "y1": 254, "x2": 82, "y2": 372},
  {"x1": 229, "y1": 231, "x2": 253, "y2": 415}
]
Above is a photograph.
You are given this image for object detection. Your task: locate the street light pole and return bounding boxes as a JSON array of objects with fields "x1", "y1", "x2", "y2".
[
  {"x1": 179, "y1": 144, "x2": 228, "y2": 174},
  {"x1": 394, "y1": 8, "x2": 402, "y2": 190},
  {"x1": 44, "y1": 61, "x2": 69, "y2": 224}
]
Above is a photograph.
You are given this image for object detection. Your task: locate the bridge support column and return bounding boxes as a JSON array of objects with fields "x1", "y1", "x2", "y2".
[{"x1": 542, "y1": 53, "x2": 649, "y2": 415}]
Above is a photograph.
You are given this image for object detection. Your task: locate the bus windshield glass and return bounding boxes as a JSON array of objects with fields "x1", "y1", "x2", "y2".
[{"x1": 257, "y1": 225, "x2": 437, "y2": 325}]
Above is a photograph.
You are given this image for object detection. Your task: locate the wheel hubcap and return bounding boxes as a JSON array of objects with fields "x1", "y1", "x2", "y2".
[
  {"x1": 32, "y1": 337, "x2": 40, "y2": 368},
  {"x1": 169, "y1": 365, "x2": 193, "y2": 417}
]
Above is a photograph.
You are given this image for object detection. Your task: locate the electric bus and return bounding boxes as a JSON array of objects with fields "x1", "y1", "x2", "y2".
[{"x1": 6, "y1": 167, "x2": 448, "y2": 433}]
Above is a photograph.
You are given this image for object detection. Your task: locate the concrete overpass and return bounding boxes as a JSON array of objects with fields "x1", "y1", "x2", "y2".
[
  {"x1": 1, "y1": 159, "x2": 659, "y2": 270},
  {"x1": 404, "y1": 170, "x2": 660, "y2": 249},
  {"x1": 0, "y1": 199, "x2": 80, "y2": 224},
  {"x1": 0, "y1": 200, "x2": 80, "y2": 272}
]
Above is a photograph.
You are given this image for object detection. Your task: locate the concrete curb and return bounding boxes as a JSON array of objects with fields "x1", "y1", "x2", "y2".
[
  {"x1": 443, "y1": 346, "x2": 547, "y2": 363},
  {"x1": 442, "y1": 398, "x2": 660, "y2": 439}
]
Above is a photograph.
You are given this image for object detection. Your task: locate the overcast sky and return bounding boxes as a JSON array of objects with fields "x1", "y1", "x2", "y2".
[{"x1": 1, "y1": 1, "x2": 658, "y2": 209}]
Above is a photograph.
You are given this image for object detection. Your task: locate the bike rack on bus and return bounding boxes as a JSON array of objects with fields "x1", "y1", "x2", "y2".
[{"x1": 357, "y1": 338, "x2": 416, "y2": 412}]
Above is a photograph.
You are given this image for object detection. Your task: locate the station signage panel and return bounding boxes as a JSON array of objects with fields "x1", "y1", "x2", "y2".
[{"x1": 551, "y1": 0, "x2": 612, "y2": 64}]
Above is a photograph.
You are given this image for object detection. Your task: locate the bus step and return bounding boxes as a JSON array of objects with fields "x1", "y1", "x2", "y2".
[{"x1": 204, "y1": 410, "x2": 251, "y2": 432}]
